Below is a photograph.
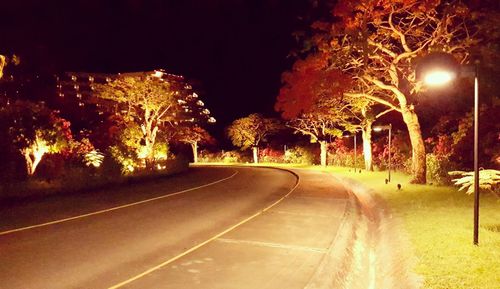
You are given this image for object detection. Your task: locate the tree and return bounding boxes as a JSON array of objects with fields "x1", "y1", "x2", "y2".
[
  {"x1": 275, "y1": 54, "x2": 355, "y2": 166},
  {"x1": 174, "y1": 125, "x2": 213, "y2": 163},
  {"x1": 0, "y1": 54, "x2": 5, "y2": 79},
  {"x1": 226, "y1": 114, "x2": 281, "y2": 164},
  {"x1": 94, "y1": 75, "x2": 179, "y2": 169},
  {"x1": 308, "y1": 0, "x2": 480, "y2": 183},
  {"x1": 0, "y1": 100, "x2": 71, "y2": 176}
]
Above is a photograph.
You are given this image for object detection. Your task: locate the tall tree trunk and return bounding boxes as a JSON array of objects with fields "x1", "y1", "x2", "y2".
[
  {"x1": 362, "y1": 120, "x2": 374, "y2": 171},
  {"x1": 252, "y1": 146, "x2": 259, "y2": 164},
  {"x1": 191, "y1": 142, "x2": 198, "y2": 163},
  {"x1": 144, "y1": 141, "x2": 155, "y2": 170},
  {"x1": 319, "y1": 140, "x2": 327, "y2": 167},
  {"x1": 22, "y1": 142, "x2": 47, "y2": 176},
  {"x1": 23, "y1": 150, "x2": 35, "y2": 176},
  {"x1": 0, "y1": 54, "x2": 6, "y2": 79},
  {"x1": 401, "y1": 106, "x2": 426, "y2": 184}
]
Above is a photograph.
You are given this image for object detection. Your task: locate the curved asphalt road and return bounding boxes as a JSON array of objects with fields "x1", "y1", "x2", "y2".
[{"x1": 0, "y1": 168, "x2": 296, "y2": 289}]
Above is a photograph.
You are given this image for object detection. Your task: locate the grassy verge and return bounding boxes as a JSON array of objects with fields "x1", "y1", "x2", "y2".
[
  {"x1": 200, "y1": 163, "x2": 499, "y2": 288},
  {"x1": 309, "y1": 166, "x2": 499, "y2": 289}
]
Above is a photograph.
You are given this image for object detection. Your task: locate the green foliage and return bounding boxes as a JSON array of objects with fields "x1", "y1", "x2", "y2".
[
  {"x1": 94, "y1": 75, "x2": 179, "y2": 167},
  {"x1": 108, "y1": 122, "x2": 170, "y2": 173},
  {"x1": 174, "y1": 125, "x2": 213, "y2": 145},
  {"x1": 84, "y1": 149, "x2": 105, "y2": 168},
  {"x1": 0, "y1": 100, "x2": 71, "y2": 151},
  {"x1": 94, "y1": 76, "x2": 177, "y2": 114},
  {"x1": 0, "y1": 100, "x2": 72, "y2": 175},
  {"x1": 449, "y1": 169, "x2": 500, "y2": 195},
  {"x1": 426, "y1": 153, "x2": 456, "y2": 185},
  {"x1": 284, "y1": 146, "x2": 314, "y2": 165},
  {"x1": 221, "y1": 150, "x2": 249, "y2": 163},
  {"x1": 226, "y1": 114, "x2": 281, "y2": 150}
]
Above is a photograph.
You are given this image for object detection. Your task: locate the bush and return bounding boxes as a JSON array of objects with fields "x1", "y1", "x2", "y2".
[
  {"x1": 426, "y1": 153, "x2": 456, "y2": 185},
  {"x1": 328, "y1": 138, "x2": 364, "y2": 168},
  {"x1": 259, "y1": 147, "x2": 284, "y2": 163},
  {"x1": 372, "y1": 133, "x2": 411, "y2": 172},
  {"x1": 0, "y1": 155, "x2": 189, "y2": 200},
  {"x1": 222, "y1": 150, "x2": 249, "y2": 163},
  {"x1": 284, "y1": 146, "x2": 314, "y2": 164}
]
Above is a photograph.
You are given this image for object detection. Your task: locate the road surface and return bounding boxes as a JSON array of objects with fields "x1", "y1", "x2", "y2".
[{"x1": 0, "y1": 166, "x2": 348, "y2": 289}]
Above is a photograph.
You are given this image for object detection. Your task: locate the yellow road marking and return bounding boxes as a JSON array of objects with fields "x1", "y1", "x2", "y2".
[
  {"x1": 0, "y1": 170, "x2": 238, "y2": 236},
  {"x1": 107, "y1": 169, "x2": 300, "y2": 289}
]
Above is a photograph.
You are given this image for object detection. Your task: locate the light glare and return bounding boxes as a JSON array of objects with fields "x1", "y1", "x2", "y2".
[{"x1": 424, "y1": 70, "x2": 455, "y2": 86}]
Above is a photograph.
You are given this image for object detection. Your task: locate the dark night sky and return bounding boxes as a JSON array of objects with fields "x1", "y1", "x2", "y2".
[{"x1": 2, "y1": 0, "x2": 310, "y2": 136}]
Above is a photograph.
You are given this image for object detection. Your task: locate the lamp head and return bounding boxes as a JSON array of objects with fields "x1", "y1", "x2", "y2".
[{"x1": 416, "y1": 52, "x2": 460, "y2": 86}]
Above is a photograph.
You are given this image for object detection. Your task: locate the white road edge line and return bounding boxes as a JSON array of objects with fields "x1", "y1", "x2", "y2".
[
  {"x1": 107, "y1": 169, "x2": 300, "y2": 289},
  {"x1": 0, "y1": 170, "x2": 239, "y2": 236},
  {"x1": 216, "y1": 238, "x2": 327, "y2": 253}
]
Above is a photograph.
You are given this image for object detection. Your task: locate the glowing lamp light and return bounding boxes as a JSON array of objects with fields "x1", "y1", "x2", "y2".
[
  {"x1": 373, "y1": 127, "x2": 383, "y2": 132},
  {"x1": 153, "y1": 70, "x2": 164, "y2": 78},
  {"x1": 423, "y1": 70, "x2": 456, "y2": 86}
]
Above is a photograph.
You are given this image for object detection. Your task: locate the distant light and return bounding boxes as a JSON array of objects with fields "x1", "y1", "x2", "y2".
[
  {"x1": 423, "y1": 70, "x2": 456, "y2": 86},
  {"x1": 373, "y1": 127, "x2": 383, "y2": 132},
  {"x1": 153, "y1": 70, "x2": 164, "y2": 78}
]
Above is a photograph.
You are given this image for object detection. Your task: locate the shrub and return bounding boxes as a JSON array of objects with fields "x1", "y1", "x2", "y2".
[
  {"x1": 426, "y1": 153, "x2": 454, "y2": 185},
  {"x1": 259, "y1": 147, "x2": 284, "y2": 163},
  {"x1": 372, "y1": 133, "x2": 411, "y2": 172},
  {"x1": 449, "y1": 169, "x2": 500, "y2": 196},
  {"x1": 221, "y1": 150, "x2": 248, "y2": 163},
  {"x1": 284, "y1": 146, "x2": 314, "y2": 164},
  {"x1": 425, "y1": 134, "x2": 457, "y2": 184}
]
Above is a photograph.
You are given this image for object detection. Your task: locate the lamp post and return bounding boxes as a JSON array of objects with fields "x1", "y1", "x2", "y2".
[
  {"x1": 374, "y1": 124, "x2": 392, "y2": 183},
  {"x1": 417, "y1": 52, "x2": 480, "y2": 245},
  {"x1": 343, "y1": 132, "x2": 358, "y2": 170}
]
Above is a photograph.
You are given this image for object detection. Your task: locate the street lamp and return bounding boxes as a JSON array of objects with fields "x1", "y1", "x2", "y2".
[
  {"x1": 343, "y1": 131, "x2": 358, "y2": 171},
  {"x1": 373, "y1": 124, "x2": 392, "y2": 183},
  {"x1": 416, "y1": 52, "x2": 480, "y2": 245}
]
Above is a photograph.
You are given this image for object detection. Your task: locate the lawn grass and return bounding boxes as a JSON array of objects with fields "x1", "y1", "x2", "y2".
[
  {"x1": 201, "y1": 162, "x2": 499, "y2": 288},
  {"x1": 310, "y1": 166, "x2": 500, "y2": 289}
]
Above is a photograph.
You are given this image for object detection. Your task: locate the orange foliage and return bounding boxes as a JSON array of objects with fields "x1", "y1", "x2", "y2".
[{"x1": 275, "y1": 53, "x2": 352, "y2": 119}]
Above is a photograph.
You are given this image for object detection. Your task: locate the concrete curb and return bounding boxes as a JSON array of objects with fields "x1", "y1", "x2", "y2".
[{"x1": 304, "y1": 186, "x2": 359, "y2": 289}]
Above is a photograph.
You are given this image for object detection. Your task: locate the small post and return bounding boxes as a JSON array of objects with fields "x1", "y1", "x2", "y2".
[{"x1": 388, "y1": 124, "x2": 392, "y2": 183}]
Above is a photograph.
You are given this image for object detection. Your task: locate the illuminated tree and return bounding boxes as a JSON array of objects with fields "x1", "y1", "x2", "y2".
[
  {"x1": 307, "y1": 0, "x2": 480, "y2": 183},
  {"x1": 174, "y1": 125, "x2": 213, "y2": 163},
  {"x1": 275, "y1": 54, "x2": 355, "y2": 166},
  {"x1": 94, "y1": 75, "x2": 179, "y2": 169},
  {"x1": 0, "y1": 54, "x2": 5, "y2": 79},
  {"x1": 0, "y1": 100, "x2": 71, "y2": 176},
  {"x1": 0, "y1": 54, "x2": 20, "y2": 81},
  {"x1": 108, "y1": 120, "x2": 169, "y2": 173},
  {"x1": 226, "y1": 114, "x2": 281, "y2": 163}
]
